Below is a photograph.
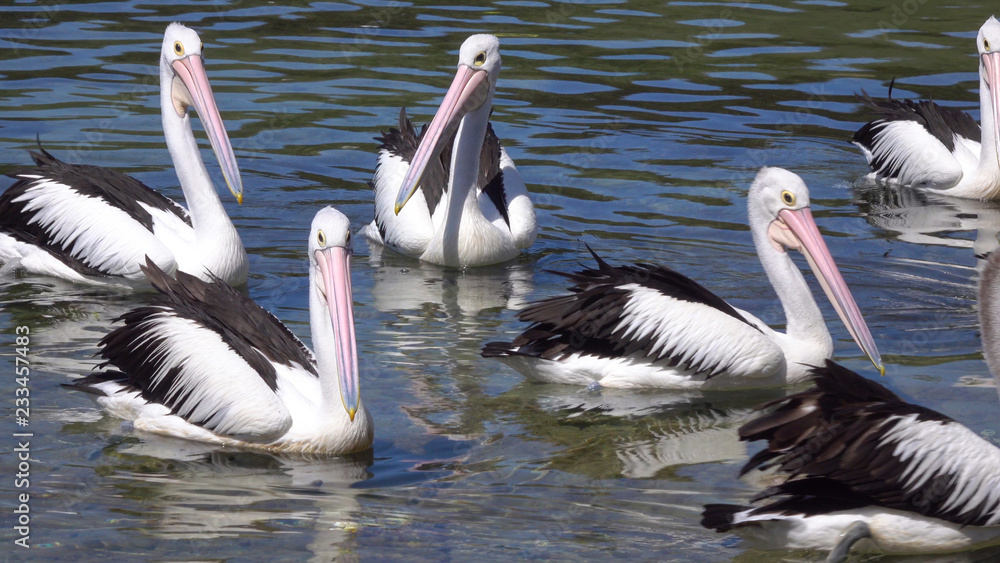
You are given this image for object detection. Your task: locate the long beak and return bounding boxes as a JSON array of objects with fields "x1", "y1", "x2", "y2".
[
  {"x1": 772, "y1": 207, "x2": 885, "y2": 375},
  {"x1": 315, "y1": 247, "x2": 360, "y2": 421},
  {"x1": 394, "y1": 64, "x2": 491, "y2": 214},
  {"x1": 171, "y1": 55, "x2": 244, "y2": 205},
  {"x1": 983, "y1": 52, "x2": 1000, "y2": 169}
]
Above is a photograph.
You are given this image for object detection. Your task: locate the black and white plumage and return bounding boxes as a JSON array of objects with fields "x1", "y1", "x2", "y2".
[
  {"x1": 65, "y1": 207, "x2": 373, "y2": 455},
  {"x1": 852, "y1": 17, "x2": 1000, "y2": 199},
  {"x1": 0, "y1": 23, "x2": 247, "y2": 284},
  {"x1": 364, "y1": 34, "x2": 536, "y2": 267},
  {"x1": 482, "y1": 167, "x2": 883, "y2": 389},
  {"x1": 702, "y1": 360, "x2": 1000, "y2": 558}
]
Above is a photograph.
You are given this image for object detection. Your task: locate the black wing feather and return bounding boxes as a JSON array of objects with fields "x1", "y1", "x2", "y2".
[
  {"x1": 479, "y1": 123, "x2": 509, "y2": 227},
  {"x1": 483, "y1": 248, "x2": 760, "y2": 378},
  {"x1": 0, "y1": 147, "x2": 191, "y2": 276},
  {"x1": 92, "y1": 259, "x2": 315, "y2": 421},
  {"x1": 140, "y1": 258, "x2": 316, "y2": 378},
  {"x1": 374, "y1": 107, "x2": 448, "y2": 216},
  {"x1": 736, "y1": 360, "x2": 999, "y2": 527}
]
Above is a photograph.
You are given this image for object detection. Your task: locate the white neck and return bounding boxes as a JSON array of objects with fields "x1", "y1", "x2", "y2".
[
  {"x1": 432, "y1": 100, "x2": 492, "y2": 265},
  {"x1": 969, "y1": 69, "x2": 1000, "y2": 197},
  {"x1": 750, "y1": 216, "x2": 833, "y2": 359},
  {"x1": 159, "y1": 59, "x2": 246, "y2": 282}
]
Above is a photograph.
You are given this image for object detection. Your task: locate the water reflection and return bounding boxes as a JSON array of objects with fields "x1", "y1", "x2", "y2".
[
  {"x1": 503, "y1": 384, "x2": 786, "y2": 480},
  {"x1": 395, "y1": 366, "x2": 787, "y2": 482},
  {"x1": 365, "y1": 241, "x2": 537, "y2": 318},
  {"x1": 83, "y1": 436, "x2": 373, "y2": 561},
  {"x1": 5, "y1": 0, "x2": 1000, "y2": 559},
  {"x1": 855, "y1": 181, "x2": 1000, "y2": 258},
  {"x1": 0, "y1": 277, "x2": 139, "y2": 376}
]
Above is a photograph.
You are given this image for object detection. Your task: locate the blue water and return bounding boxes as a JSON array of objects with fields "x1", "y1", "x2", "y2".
[{"x1": 1, "y1": 1, "x2": 999, "y2": 561}]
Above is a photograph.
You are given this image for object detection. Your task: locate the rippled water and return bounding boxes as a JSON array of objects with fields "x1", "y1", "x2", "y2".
[{"x1": 2, "y1": 1, "x2": 1000, "y2": 561}]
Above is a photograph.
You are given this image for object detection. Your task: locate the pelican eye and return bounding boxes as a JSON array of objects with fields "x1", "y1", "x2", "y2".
[
  {"x1": 173, "y1": 41, "x2": 184, "y2": 56},
  {"x1": 317, "y1": 230, "x2": 327, "y2": 248},
  {"x1": 474, "y1": 51, "x2": 486, "y2": 66},
  {"x1": 345, "y1": 230, "x2": 352, "y2": 245},
  {"x1": 986, "y1": 39, "x2": 991, "y2": 52},
  {"x1": 780, "y1": 190, "x2": 796, "y2": 206}
]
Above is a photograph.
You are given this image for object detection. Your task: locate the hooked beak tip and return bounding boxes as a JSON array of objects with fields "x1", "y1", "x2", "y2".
[
  {"x1": 394, "y1": 203, "x2": 403, "y2": 215},
  {"x1": 876, "y1": 363, "x2": 886, "y2": 377},
  {"x1": 236, "y1": 192, "x2": 243, "y2": 205},
  {"x1": 347, "y1": 407, "x2": 357, "y2": 422}
]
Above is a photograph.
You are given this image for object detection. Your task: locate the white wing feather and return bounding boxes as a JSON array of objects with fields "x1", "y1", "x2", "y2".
[
  {"x1": 496, "y1": 148, "x2": 536, "y2": 249},
  {"x1": 614, "y1": 284, "x2": 785, "y2": 379},
  {"x1": 865, "y1": 120, "x2": 964, "y2": 189},
  {"x1": 367, "y1": 150, "x2": 432, "y2": 256},
  {"x1": 882, "y1": 414, "x2": 1000, "y2": 525},
  {"x1": 13, "y1": 179, "x2": 177, "y2": 277},
  {"x1": 128, "y1": 313, "x2": 292, "y2": 442}
]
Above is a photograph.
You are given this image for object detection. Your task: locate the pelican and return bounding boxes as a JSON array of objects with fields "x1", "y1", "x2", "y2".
[
  {"x1": 364, "y1": 34, "x2": 536, "y2": 267},
  {"x1": 0, "y1": 23, "x2": 247, "y2": 284},
  {"x1": 852, "y1": 17, "x2": 1000, "y2": 199},
  {"x1": 701, "y1": 251, "x2": 1000, "y2": 559},
  {"x1": 702, "y1": 359, "x2": 1000, "y2": 559},
  {"x1": 482, "y1": 167, "x2": 883, "y2": 389},
  {"x1": 64, "y1": 207, "x2": 374, "y2": 455}
]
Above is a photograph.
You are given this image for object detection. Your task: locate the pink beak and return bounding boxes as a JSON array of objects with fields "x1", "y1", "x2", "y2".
[
  {"x1": 982, "y1": 51, "x2": 1000, "y2": 169},
  {"x1": 171, "y1": 55, "x2": 244, "y2": 204},
  {"x1": 314, "y1": 246, "x2": 360, "y2": 421},
  {"x1": 394, "y1": 64, "x2": 491, "y2": 214},
  {"x1": 773, "y1": 207, "x2": 884, "y2": 375}
]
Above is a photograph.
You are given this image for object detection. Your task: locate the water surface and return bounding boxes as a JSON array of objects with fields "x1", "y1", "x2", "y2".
[{"x1": 2, "y1": 1, "x2": 999, "y2": 561}]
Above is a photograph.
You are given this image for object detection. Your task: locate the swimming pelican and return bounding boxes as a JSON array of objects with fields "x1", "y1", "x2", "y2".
[
  {"x1": 65, "y1": 207, "x2": 374, "y2": 455},
  {"x1": 364, "y1": 34, "x2": 536, "y2": 267},
  {"x1": 702, "y1": 359, "x2": 1000, "y2": 559},
  {"x1": 852, "y1": 17, "x2": 1000, "y2": 199},
  {"x1": 0, "y1": 23, "x2": 246, "y2": 284},
  {"x1": 701, "y1": 251, "x2": 1000, "y2": 559},
  {"x1": 482, "y1": 167, "x2": 883, "y2": 389}
]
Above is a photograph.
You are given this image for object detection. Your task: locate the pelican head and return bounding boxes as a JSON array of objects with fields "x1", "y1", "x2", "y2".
[
  {"x1": 161, "y1": 23, "x2": 243, "y2": 205},
  {"x1": 749, "y1": 167, "x2": 884, "y2": 375},
  {"x1": 979, "y1": 17, "x2": 1000, "y2": 166},
  {"x1": 309, "y1": 207, "x2": 360, "y2": 422},
  {"x1": 394, "y1": 34, "x2": 502, "y2": 215}
]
